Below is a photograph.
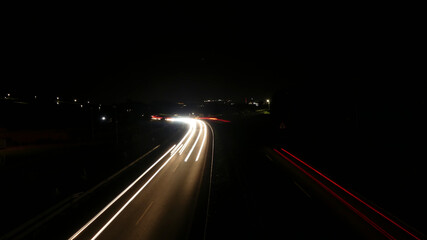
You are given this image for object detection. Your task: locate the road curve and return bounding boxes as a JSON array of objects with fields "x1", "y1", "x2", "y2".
[{"x1": 69, "y1": 118, "x2": 212, "y2": 240}]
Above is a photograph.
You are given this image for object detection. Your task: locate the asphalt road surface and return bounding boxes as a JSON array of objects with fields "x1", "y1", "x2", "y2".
[
  {"x1": 8, "y1": 115, "x2": 423, "y2": 240},
  {"x1": 68, "y1": 118, "x2": 212, "y2": 240}
]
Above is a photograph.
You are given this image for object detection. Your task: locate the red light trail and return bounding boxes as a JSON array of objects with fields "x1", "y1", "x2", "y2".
[
  {"x1": 197, "y1": 117, "x2": 231, "y2": 123},
  {"x1": 273, "y1": 148, "x2": 421, "y2": 240}
]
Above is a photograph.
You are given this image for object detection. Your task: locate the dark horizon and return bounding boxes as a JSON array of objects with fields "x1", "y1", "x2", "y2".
[{"x1": 5, "y1": 14, "x2": 423, "y2": 105}]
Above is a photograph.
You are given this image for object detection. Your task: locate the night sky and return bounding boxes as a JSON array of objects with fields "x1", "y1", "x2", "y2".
[{"x1": 2, "y1": 7, "x2": 424, "y2": 105}]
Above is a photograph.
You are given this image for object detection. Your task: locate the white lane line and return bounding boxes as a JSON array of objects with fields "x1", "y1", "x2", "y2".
[
  {"x1": 195, "y1": 121, "x2": 207, "y2": 161},
  {"x1": 91, "y1": 145, "x2": 182, "y2": 240},
  {"x1": 184, "y1": 120, "x2": 203, "y2": 162},
  {"x1": 68, "y1": 145, "x2": 176, "y2": 240},
  {"x1": 135, "y1": 201, "x2": 154, "y2": 226},
  {"x1": 293, "y1": 181, "x2": 311, "y2": 198},
  {"x1": 172, "y1": 160, "x2": 181, "y2": 173}
]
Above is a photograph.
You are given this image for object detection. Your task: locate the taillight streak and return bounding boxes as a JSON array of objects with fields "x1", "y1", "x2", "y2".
[
  {"x1": 274, "y1": 148, "x2": 421, "y2": 240},
  {"x1": 278, "y1": 148, "x2": 421, "y2": 240}
]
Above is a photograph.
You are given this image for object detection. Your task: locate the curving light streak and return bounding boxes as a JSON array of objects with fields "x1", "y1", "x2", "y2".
[
  {"x1": 179, "y1": 120, "x2": 197, "y2": 155},
  {"x1": 69, "y1": 118, "x2": 210, "y2": 240},
  {"x1": 69, "y1": 119, "x2": 195, "y2": 240},
  {"x1": 275, "y1": 148, "x2": 422, "y2": 240},
  {"x1": 195, "y1": 122, "x2": 207, "y2": 161},
  {"x1": 184, "y1": 121, "x2": 203, "y2": 162},
  {"x1": 69, "y1": 144, "x2": 177, "y2": 240},
  {"x1": 171, "y1": 122, "x2": 194, "y2": 155},
  {"x1": 90, "y1": 146, "x2": 183, "y2": 240}
]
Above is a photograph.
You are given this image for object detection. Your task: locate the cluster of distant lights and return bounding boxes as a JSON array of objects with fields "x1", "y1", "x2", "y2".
[
  {"x1": 203, "y1": 98, "x2": 270, "y2": 106},
  {"x1": 3, "y1": 93, "x2": 101, "y2": 110},
  {"x1": 203, "y1": 99, "x2": 232, "y2": 103}
]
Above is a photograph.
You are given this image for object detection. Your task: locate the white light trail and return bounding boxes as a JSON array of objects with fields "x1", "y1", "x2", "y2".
[
  {"x1": 90, "y1": 147, "x2": 182, "y2": 240},
  {"x1": 171, "y1": 122, "x2": 194, "y2": 155},
  {"x1": 68, "y1": 145, "x2": 176, "y2": 240},
  {"x1": 69, "y1": 118, "x2": 204, "y2": 240},
  {"x1": 179, "y1": 120, "x2": 197, "y2": 155},
  {"x1": 184, "y1": 121, "x2": 203, "y2": 162},
  {"x1": 195, "y1": 121, "x2": 207, "y2": 161}
]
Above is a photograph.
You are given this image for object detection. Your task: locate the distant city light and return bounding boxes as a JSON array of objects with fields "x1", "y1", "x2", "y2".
[
  {"x1": 101, "y1": 116, "x2": 106, "y2": 121},
  {"x1": 87, "y1": 101, "x2": 90, "y2": 104},
  {"x1": 7, "y1": 93, "x2": 10, "y2": 97},
  {"x1": 57, "y1": 97, "x2": 60, "y2": 100},
  {"x1": 74, "y1": 99, "x2": 78, "y2": 102},
  {"x1": 266, "y1": 99, "x2": 270, "y2": 103},
  {"x1": 80, "y1": 104, "x2": 83, "y2": 108},
  {"x1": 34, "y1": 96, "x2": 37, "y2": 99}
]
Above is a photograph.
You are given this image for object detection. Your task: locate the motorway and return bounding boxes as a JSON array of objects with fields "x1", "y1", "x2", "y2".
[
  {"x1": 68, "y1": 118, "x2": 212, "y2": 240},
  {"x1": 8, "y1": 115, "x2": 423, "y2": 240}
]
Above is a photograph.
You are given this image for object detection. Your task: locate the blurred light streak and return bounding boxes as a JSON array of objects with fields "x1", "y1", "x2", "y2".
[
  {"x1": 170, "y1": 118, "x2": 195, "y2": 155},
  {"x1": 195, "y1": 121, "x2": 207, "y2": 161},
  {"x1": 69, "y1": 145, "x2": 176, "y2": 240},
  {"x1": 91, "y1": 145, "x2": 183, "y2": 240},
  {"x1": 197, "y1": 117, "x2": 231, "y2": 123},
  {"x1": 179, "y1": 121, "x2": 196, "y2": 155},
  {"x1": 151, "y1": 115, "x2": 162, "y2": 120},
  {"x1": 273, "y1": 149, "x2": 395, "y2": 239},
  {"x1": 70, "y1": 118, "x2": 209, "y2": 240},
  {"x1": 275, "y1": 148, "x2": 421, "y2": 240},
  {"x1": 184, "y1": 120, "x2": 203, "y2": 162}
]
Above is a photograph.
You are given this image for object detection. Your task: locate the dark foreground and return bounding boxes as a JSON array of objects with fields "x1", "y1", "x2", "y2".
[{"x1": 1, "y1": 114, "x2": 425, "y2": 239}]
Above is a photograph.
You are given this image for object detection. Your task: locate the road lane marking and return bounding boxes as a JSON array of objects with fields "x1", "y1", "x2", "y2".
[
  {"x1": 172, "y1": 160, "x2": 181, "y2": 173},
  {"x1": 135, "y1": 201, "x2": 154, "y2": 226},
  {"x1": 293, "y1": 181, "x2": 311, "y2": 198},
  {"x1": 265, "y1": 154, "x2": 274, "y2": 162}
]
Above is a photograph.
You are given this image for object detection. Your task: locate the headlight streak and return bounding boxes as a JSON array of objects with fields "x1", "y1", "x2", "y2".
[
  {"x1": 179, "y1": 121, "x2": 197, "y2": 155},
  {"x1": 171, "y1": 121, "x2": 194, "y2": 155},
  {"x1": 184, "y1": 121, "x2": 203, "y2": 162},
  {"x1": 195, "y1": 122, "x2": 207, "y2": 162},
  {"x1": 68, "y1": 145, "x2": 177, "y2": 240},
  {"x1": 69, "y1": 118, "x2": 210, "y2": 240},
  {"x1": 91, "y1": 145, "x2": 183, "y2": 240}
]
